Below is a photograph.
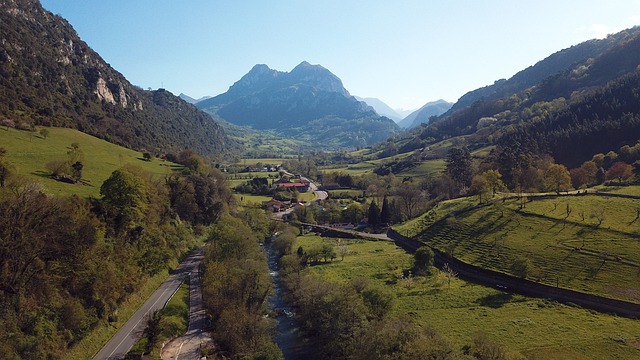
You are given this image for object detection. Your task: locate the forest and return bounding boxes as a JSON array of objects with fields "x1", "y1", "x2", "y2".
[{"x1": 0, "y1": 150, "x2": 234, "y2": 359}]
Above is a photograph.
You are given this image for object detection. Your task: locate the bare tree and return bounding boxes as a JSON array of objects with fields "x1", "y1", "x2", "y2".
[
  {"x1": 337, "y1": 243, "x2": 350, "y2": 261},
  {"x1": 590, "y1": 209, "x2": 605, "y2": 227},
  {"x1": 442, "y1": 263, "x2": 458, "y2": 288},
  {"x1": 396, "y1": 182, "x2": 427, "y2": 219}
]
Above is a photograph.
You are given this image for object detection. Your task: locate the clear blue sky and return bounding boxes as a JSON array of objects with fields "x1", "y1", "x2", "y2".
[{"x1": 40, "y1": 0, "x2": 640, "y2": 111}]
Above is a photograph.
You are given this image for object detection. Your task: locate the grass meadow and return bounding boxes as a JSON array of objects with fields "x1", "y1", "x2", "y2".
[
  {"x1": 1, "y1": 127, "x2": 177, "y2": 198},
  {"x1": 411, "y1": 194, "x2": 640, "y2": 302},
  {"x1": 295, "y1": 234, "x2": 640, "y2": 359}
]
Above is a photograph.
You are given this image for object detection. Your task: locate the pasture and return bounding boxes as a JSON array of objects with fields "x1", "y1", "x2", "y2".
[
  {"x1": 0, "y1": 127, "x2": 176, "y2": 198},
  {"x1": 295, "y1": 234, "x2": 640, "y2": 359}
]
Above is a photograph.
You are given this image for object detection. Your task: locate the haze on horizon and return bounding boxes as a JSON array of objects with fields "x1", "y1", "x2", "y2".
[{"x1": 41, "y1": 0, "x2": 640, "y2": 111}]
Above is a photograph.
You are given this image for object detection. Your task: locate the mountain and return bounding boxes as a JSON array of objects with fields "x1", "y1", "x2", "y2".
[
  {"x1": 355, "y1": 96, "x2": 403, "y2": 122},
  {"x1": 404, "y1": 26, "x2": 640, "y2": 168},
  {"x1": 395, "y1": 108, "x2": 416, "y2": 119},
  {"x1": 398, "y1": 100, "x2": 453, "y2": 128},
  {"x1": 0, "y1": 0, "x2": 230, "y2": 158},
  {"x1": 179, "y1": 93, "x2": 212, "y2": 104},
  {"x1": 197, "y1": 62, "x2": 399, "y2": 148},
  {"x1": 447, "y1": 28, "x2": 640, "y2": 115}
]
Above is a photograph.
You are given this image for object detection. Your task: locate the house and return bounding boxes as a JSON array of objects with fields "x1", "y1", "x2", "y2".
[
  {"x1": 263, "y1": 199, "x2": 283, "y2": 212},
  {"x1": 273, "y1": 177, "x2": 310, "y2": 192}
]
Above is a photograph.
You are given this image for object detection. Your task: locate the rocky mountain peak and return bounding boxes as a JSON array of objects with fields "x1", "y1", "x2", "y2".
[{"x1": 288, "y1": 61, "x2": 349, "y2": 96}]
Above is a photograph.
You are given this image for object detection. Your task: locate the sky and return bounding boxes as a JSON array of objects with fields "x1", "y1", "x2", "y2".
[{"x1": 40, "y1": 1, "x2": 640, "y2": 111}]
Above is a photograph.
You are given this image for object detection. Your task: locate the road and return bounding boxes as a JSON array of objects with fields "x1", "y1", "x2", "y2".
[
  {"x1": 93, "y1": 247, "x2": 205, "y2": 360},
  {"x1": 303, "y1": 176, "x2": 328, "y2": 202},
  {"x1": 160, "y1": 254, "x2": 212, "y2": 360}
]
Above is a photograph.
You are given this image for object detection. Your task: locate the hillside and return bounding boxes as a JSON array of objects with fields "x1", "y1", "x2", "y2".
[
  {"x1": 354, "y1": 96, "x2": 403, "y2": 122},
  {"x1": 395, "y1": 192, "x2": 640, "y2": 304},
  {"x1": 389, "y1": 26, "x2": 640, "y2": 170},
  {"x1": 397, "y1": 99, "x2": 453, "y2": 128},
  {"x1": 197, "y1": 62, "x2": 399, "y2": 149},
  {"x1": 447, "y1": 28, "x2": 640, "y2": 113},
  {"x1": 0, "y1": 127, "x2": 176, "y2": 198},
  {"x1": 0, "y1": 0, "x2": 230, "y2": 158}
]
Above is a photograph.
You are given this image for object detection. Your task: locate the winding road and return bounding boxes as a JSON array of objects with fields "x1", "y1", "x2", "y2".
[{"x1": 92, "y1": 247, "x2": 205, "y2": 360}]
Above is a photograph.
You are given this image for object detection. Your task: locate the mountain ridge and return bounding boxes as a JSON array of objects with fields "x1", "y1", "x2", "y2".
[
  {"x1": 354, "y1": 96, "x2": 404, "y2": 122},
  {"x1": 398, "y1": 99, "x2": 453, "y2": 128},
  {"x1": 197, "y1": 62, "x2": 398, "y2": 148},
  {"x1": 0, "y1": 0, "x2": 231, "y2": 158}
]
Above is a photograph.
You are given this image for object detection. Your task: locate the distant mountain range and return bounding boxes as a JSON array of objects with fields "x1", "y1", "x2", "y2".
[
  {"x1": 397, "y1": 100, "x2": 453, "y2": 128},
  {"x1": 0, "y1": 0, "x2": 231, "y2": 158},
  {"x1": 353, "y1": 97, "x2": 453, "y2": 128},
  {"x1": 354, "y1": 96, "x2": 404, "y2": 122},
  {"x1": 197, "y1": 62, "x2": 399, "y2": 148},
  {"x1": 179, "y1": 93, "x2": 212, "y2": 104}
]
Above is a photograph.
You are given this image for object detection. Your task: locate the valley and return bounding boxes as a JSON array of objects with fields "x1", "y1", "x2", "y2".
[{"x1": 2, "y1": 1, "x2": 640, "y2": 359}]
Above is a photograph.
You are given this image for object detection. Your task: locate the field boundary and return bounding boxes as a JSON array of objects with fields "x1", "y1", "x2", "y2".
[{"x1": 387, "y1": 228, "x2": 640, "y2": 319}]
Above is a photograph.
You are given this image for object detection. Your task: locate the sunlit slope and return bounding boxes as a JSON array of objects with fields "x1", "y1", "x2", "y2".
[
  {"x1": 410, "y1": 194, "x2": 640, "y2": 302},
  {"x1": 1, "y1": 127, "x2": 177, "y2": 198}
]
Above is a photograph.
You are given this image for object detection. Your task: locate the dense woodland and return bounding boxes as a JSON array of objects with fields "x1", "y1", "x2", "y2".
[{"x1": 0, "y1": 150, "x2": 235, "y2": 359}]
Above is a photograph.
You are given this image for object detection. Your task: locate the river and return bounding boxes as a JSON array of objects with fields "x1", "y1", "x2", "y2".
[{"x1": 265, "y1": 243, "x2": 313, "y2": 359}]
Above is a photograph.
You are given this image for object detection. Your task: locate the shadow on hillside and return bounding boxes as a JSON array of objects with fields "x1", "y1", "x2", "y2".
[
  {"x1": 477, "y1": 293, "x2": 513, "y2": 308},
  {"x1": 32, "y1": 170, "x2": 52, "y2": 179}
]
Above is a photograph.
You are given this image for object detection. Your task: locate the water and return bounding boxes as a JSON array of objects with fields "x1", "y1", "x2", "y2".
[{"x1": 265, "y1": 244, "x2": 313, "y2": 359}]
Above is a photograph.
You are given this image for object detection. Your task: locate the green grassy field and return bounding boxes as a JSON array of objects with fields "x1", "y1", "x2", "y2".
[
  {"x1": 395, "y1": 158, "x2": 445, "y2": 178},
  {"x1": 412, "y1": 194, "x2": 640, "y2": 303},
  {"x1": 228, "y1": 158, "x2": 289, "y2": 166},
  {"x1": 597, "y1": 185, "x2": 640, "y2": 196},
  {"x1": 296, "y1": 235, "x2": 640, "y2": 359},
  {"x1": 1, "y1": 127, "x2": 177, "y2": 198},
  {"x1": 393, "y1": 196, "x2": 478, "y2": 237},
  {"x1": 327, "y1": 189, "x2": 363, "y2": 198},
  {"x1": 226, "y1": 172, "x2": 281, "y2": 189}
]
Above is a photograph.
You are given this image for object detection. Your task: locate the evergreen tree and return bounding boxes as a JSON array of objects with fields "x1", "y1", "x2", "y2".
[
  {"x1": 367, "y1": 201, "x2": 380, "y2": 226},
  {"x1": 380, "y1": 195, "x2": 391, "y2": 225}
]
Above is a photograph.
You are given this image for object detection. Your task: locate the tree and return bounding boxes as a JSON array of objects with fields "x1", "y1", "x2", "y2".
[
  {"x1": 142, "y1": 152, "x2": 152, "y2": 161},
  {"x1": 0, "y1": 149, "x2": 12, "y2": 187},
  {"x1": 380, "y1": 195, "x2": 392, "y2": 225},
  {"x1": 445, "y1": 147, "x2": 472, "y2": 191},
  {"x1": 413, "y1": 246, "x2": 434, "y2": 276},
  {"x1": 71, "y1": 161, "x2": 83, "y2": 182},
  {"x1": 396, "y1": 181, "x2": 426, "y2": 219},
  {"x1": 510, "y1": 258, "x2": 531, "y2": 278},
  {"x1": 39, "y1": 128, "x2": 49, "y2": 139},
  {"x1": 470, "y1": 174, "x2": 490, "y2": 204},
  {"x1": 484, "y1": 169, "x2": 506, "y2": 195},
  {"x1": 605, "y1": 162, "x2": 633, "y2": 184},
  {"x1": 46, "y1": 160, "x2": 69, "y2": 177},
  {"x1": 343, "y1": 202, "x2": 365, "y2": 224},
  {"x1": 337, "y1": 243, "x2": 350, "y2": 261},
  {"x1": 544, "y1": 164, "x2": 572, "y2": 193},
  {"x1": 100, "y1": 168, "x2": 148, "y2": 232},
  {"x1": 67, "y1": 142, "x2": 83, "y2": 165},
  {"x1": 367, "y1": 201, "x2": 380, "y2": 226},
  {"x1": 442, "y1": 263, "x2": 458, "y2": 288}
]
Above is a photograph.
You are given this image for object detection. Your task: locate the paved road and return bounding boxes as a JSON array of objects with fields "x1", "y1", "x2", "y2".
[
  {"x1": 160, "y1": 255, "x2": 211, "y2": 360},
  {"x1": 302, "y1": 176, "x2": 328, "y2": 202},
  {"x1": 93, "y1": 248, "x2": 205, "y2": 360}
]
